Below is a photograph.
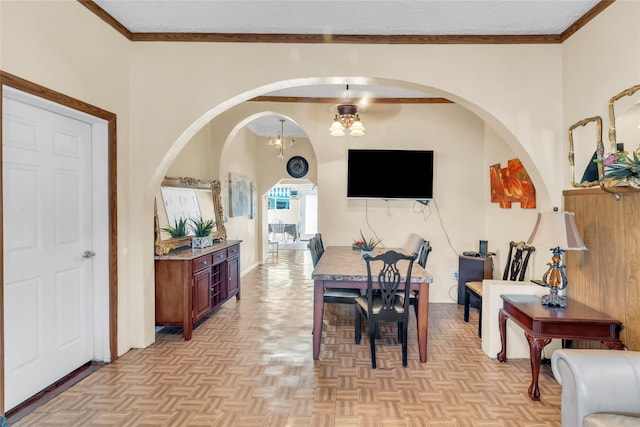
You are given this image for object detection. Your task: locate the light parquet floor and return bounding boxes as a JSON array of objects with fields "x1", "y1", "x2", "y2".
[{"x1": 13, "y1": 249, "x2": 562, "y2": 426}]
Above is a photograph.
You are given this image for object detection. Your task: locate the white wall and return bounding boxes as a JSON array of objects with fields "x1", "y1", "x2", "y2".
[
  {"x1": 561, "y1": 1, "x2": 640, "y2": 169},
  {"x1": 2, "y1": 0, "x2": 637, "y2": 354},
  {"x1": 0, "y1": 0, "x2": 134, "y2": 354}
]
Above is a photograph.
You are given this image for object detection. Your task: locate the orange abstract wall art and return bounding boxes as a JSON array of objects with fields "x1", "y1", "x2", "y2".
[{"x1": 490, "y1": 158, "x2": 536, "y2": 209}]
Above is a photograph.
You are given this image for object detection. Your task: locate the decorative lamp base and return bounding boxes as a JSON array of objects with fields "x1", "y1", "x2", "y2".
[{"x1": 541, "y1": 287, "x2": 567, "y2": 308}]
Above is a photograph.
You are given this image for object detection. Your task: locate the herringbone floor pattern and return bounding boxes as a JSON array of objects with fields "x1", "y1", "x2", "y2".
[{"x1": 13, "y1": 250, "x2": 562, "y2": 426}]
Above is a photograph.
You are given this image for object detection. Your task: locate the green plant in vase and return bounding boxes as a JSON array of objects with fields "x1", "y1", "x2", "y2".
[
  {"x1": 189, "y1": 216, "x2": 215, "y2": 237},
  {"x1": 161, "y1": 217, "x2": 188, "y2": 238},
  {"x1": 595, "y1": 146, "x2": 640, "y2": 188},
  {"x1": 353, "y1": 231, "x2": 381, "y2": 259},
  {"x1": 190, "y1": 217, "x2": 216, "y2": 249}
]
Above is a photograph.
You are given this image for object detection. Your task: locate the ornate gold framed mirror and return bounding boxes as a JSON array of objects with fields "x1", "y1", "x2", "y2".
[
  {"x1": 568, "y1": 116, "x2": 603, "y2": 187},
  {"x1": 154, "y1": 177, "x2": 227, "y2": 255}
]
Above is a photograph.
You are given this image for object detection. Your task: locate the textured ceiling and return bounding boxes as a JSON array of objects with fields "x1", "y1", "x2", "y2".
[{"x1": 92, "y1": 0, "x2": 600, "y2": 36}]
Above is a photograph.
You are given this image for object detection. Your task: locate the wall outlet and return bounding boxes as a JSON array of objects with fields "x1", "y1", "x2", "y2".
[{"x1": 452, "y1": 270, "x2": 459, "y2": 281}]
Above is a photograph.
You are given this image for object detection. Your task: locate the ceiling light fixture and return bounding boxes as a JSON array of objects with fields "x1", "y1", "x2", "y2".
[
  {"x1": 329, "y1": 85, "x2": 365, "y2": 137},
  {"x1": 267, "y1": 118, "x2": 295, "y2": 161}
]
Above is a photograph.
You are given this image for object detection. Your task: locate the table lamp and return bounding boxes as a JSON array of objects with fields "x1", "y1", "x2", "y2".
[{"x1": 526, "y1": 209, "x2": 587, "y2": 307}]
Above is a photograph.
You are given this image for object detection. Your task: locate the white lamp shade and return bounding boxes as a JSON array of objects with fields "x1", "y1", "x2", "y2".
[
  {"x1": 349, "y1": 119, "x2": 365, "y2": 136},
  {"x1": 329, "y1": 119, "x2": 345, "y2": 136},
  {"x1": 527, "y1": 211, "x2": 587, "y2": 251}
]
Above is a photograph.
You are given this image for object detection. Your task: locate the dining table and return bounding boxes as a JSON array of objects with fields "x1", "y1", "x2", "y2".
[{"x1": 312, "y1": 246, "x2": 433, "y2": 363}]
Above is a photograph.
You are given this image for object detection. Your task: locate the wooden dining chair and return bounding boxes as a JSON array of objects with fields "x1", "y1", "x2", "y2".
[
  {"x1": 403, "y1": 233, "x2": 425, "y2": 256},
  {"x1": 355, "y1": 250, "x2": 417, "y2": 368},
  {"x1": 463, "y1": 240, "x2": 535, "y2": 337},
  {"x1": 308, "y1": 235, "x2": 360, "y2": 305},
  {"x1": 407, "y1": 240, "x2": 432, "y2": 316}
]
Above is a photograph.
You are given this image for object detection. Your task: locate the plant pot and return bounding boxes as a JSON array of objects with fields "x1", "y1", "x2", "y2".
[
  {"x1": 360, "y1": 250, "x2": 374, "y2": 261},
  {"x1": 192, "y1": 236, "x2": 213, "y2": 249}
]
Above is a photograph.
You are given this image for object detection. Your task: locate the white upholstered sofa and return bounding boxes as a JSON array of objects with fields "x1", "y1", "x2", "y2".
[{"x1": 551, "y1": 349, "x2": 640, "y2": 426}]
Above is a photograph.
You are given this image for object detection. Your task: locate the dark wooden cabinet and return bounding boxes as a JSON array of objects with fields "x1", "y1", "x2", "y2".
[
  {"x1": 227, "y1": 244, "x2": 240, "y2": 299},
  {"x1": 457, "y1": 255, "x2": 493, "y2": 307},
  {"x1": 155, "y1": 240, "x2": 242, "y2": 339}
]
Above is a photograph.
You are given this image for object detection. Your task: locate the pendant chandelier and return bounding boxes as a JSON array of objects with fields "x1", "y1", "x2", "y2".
[
  {"x1": 267, "y1": 118, "x2": 295, "y2": 160},
  {"x1": 329, "y1": 85, "x2": 365, "y2": 137}
]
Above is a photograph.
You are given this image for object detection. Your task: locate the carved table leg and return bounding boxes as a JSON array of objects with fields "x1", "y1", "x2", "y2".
[
  {"x1": 603, "y1": 340, "x2": 625, "y2": 350},
  {"x1": 497, "y1": 309, "x2": 508, "y2": 362},
  {"x1": 525, "y1": 333, "x2": 552, "y2": 401}
]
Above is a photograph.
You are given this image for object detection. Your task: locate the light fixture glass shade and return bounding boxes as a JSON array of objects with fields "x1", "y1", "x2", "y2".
[
  {"x1": 349, "y1": 118, "x2": 365, "y2": 136},
  {"x1": 329, "y1": 118, "x2": 345, "y2": 136}
]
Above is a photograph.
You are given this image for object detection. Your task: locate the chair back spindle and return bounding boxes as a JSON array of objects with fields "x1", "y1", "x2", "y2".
[
  {"x1": 502, "y1": 241, "x2": 535, "y2": 281},
  {"x1": 417, "y1": 240, "x2": 432, "y2": 269}
]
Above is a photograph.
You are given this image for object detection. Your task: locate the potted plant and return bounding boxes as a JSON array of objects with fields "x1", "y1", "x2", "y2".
[
  {"x1": 190, "y1": 217, "x2": 216, "y2": 249},
  {"x1": 353, "y1": 231, "x2": 381, "y2": 259},
  {"x1": 161, "y1": 217, "x2": 188, "y2": 238}
]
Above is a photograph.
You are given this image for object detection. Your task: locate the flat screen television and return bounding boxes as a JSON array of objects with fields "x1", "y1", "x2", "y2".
[{"x1": 347, "y1": 149, "x2": 434, "y2": 200}]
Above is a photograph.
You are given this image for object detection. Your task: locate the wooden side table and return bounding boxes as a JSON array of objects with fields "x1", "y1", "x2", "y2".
[
  {"x1": 457, "y1": 254, "x2": 493, "y2": 306},
  {"x1": 497, "y1": 294, "x2": 623, "y2": 401}
]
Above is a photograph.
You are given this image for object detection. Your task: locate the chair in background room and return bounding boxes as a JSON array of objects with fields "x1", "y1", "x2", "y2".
[
  {"x1": 404, "y1": 233, "x2": 425, "y2": 256},
  {"x1": 309, "y1": 234, "x2": 360, "y2": 305},
  {"x1": 267, "y1": 223, "x2": 283, "y2": 257},
  {"x1": 271, "y1": 220, "x2": 288, "y2": 244},
  {"x1": 464, "y1": 240, "x2": 535, "y2": 337},
  {"x1": 355, "y1": 250, "x2": 417, "y2": 368}
]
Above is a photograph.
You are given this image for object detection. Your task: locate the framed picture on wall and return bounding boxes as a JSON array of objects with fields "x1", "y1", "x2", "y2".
[
  {"x1": 250, "y1": 183, "x2": 257, "y2": 219},
  {"x1": 229, "y1": 173, "x2": 251, "y2": 217},
  {"x1": 221, "y1": 177, "x2": 229, "y2": 222}
]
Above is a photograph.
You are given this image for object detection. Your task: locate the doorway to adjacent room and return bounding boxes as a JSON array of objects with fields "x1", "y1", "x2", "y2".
[{"x1": 267, "y1": 179, "x2": 317, "y2": 250}]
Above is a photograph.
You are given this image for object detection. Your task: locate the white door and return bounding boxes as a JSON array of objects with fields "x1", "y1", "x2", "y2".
[{"x1": 3, "y1": 94, "x2": 95, "y2": 410}]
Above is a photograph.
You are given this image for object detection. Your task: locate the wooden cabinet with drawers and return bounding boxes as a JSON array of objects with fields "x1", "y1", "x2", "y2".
[{"x1": 155, "y1": 240, "x2": 241, "y2": 340}]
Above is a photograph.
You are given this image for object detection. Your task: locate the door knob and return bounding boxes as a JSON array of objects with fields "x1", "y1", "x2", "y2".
[{"x1": 82, "y1": 250, "x2": 96, "y2": 259}]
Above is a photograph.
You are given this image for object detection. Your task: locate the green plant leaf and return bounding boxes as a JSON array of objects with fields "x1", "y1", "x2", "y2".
[
  {"x1": 189, "y1": 216, "x2": 215, "y2": 237},
  {"x1": 161, "y1": 217, "x2": 188, "y2": 238}
]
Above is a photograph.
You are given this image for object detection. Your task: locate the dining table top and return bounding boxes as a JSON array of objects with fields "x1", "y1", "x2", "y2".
[{"x1": 311, "y1": 246, "x2": 433, "y2": 283}]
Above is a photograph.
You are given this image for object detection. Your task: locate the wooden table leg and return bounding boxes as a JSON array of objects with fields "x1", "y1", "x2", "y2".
[
  {"x1": 497, "y1": 309, "x2": 507, "y2": 362},
  {"x1": 312, "y1": 280, "x2": 325, "y2": 360},
  {"x1": 416, "y1": 283, "x2": 429, "y2": 363},
  {"x1": 525, "y1": 333, "x2": 551, "y2": 401}
]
